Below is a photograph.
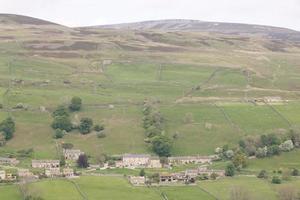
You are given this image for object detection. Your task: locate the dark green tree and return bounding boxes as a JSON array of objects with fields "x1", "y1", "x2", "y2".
[
  {"x1": 52, "y1": 105, "x2": 69, "y2": 118},
  {"x1": 79, "y1": 118, "x2": 93, "y2": 134},
  {"x1": 139, "y1": 169, "x2": 146, "y2": 177},
  {"x1": 54, "y1": 129, "x2": 64, "y2": 139},
  {"x1": 151, "y1": 135, "x2": 172, "y2": 157},
  {"x1": 51, "y1": 115, "x2": 72, "y2": 132},
  {"x1": 225, "y1": 163, "x2": 235, "y2": 177},
  {"x1": 69, "y1": 97, "x2": 82, "y2": 111},
  {"x1": 0, "y1": 117, "x2": 16, "y2": 140},
  {"x1": 77, "y1": 154, "x2": 89, "y2": 168}
]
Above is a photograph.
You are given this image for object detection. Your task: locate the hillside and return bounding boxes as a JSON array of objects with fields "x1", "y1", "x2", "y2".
[{"x1": 0, "y1": 13, "x2": 300, "y2": 164}]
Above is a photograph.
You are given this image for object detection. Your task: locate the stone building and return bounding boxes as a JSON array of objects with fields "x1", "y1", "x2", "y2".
[
  {"x1": 122, "y1": 154, "x2": 151, "y2": 168},
  {"x1": 148, "y1": 157, "x2": 162, "y2": 168},
  {"x1": 0, "y1": 157, "x2": 19, "y2": 165},
  {"x1": 129, "y1": 176, "x2": 146, "y2": 186},
  {"x1": 32, "y1": 160, "x2": 60, "y2": 168},
  {"x1": 63, "y1": 149, "x2": 83, "y2": 161},
  {"x1": 168, "y1": 156, "x2": 213, "y2": 165},
  {"x1": 159, "y1": 173, "x2": 177, "y2": 184},
  {"x1": 45, "y1": 167, "x2": 61, "y2": 178},
  {"x1": 63, "y1": 168, "x2": 74, "y2": 178},
  {"x1": 18, "y1": 169, "x2": 34, "y2": 178}
]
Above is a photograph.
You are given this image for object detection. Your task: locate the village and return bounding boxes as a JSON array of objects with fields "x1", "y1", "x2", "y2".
[{"x1": 0, "y1": 148, "x2": 225, "y2": 187}]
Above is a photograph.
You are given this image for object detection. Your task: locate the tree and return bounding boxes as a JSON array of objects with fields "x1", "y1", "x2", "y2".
[
  {"x1": 261, "y1": 134, "x2": 281, "y2": 147},
  {"x1": 256, "y1": 147, "x2": 268, "y2": 158},
  {"x1": 79, "y1": 118, "x2": 93, "y2": 134},
  {"x1": 77, "y1": 154, "x2": 89, "y2": 168},
  {"x1": 267, "y1": 145, "x2": 281, "y2": 156},
  {"x1": 232, "y1": 152, "x2": 247, "y2": 169},
  {"x1": 272, "y1": 176, "x2": 282, "y2": 184},
  {"x1": 54, "y1": 129, "x2": 64, "y2": 139},
  {"x1": 69, "y1": 97, "x2": 82, "y2": 111},
  {"x1": 139, "y1": 169, "x2": 146, "y2": 177},
  {"x1": 257, "y1": 170, "x2": 268, "y2": 179},
  {"x1": 51, "y1": 115, "x2": 72, "y2": 132},
  {"x1": 60, "y1": 155, "x2": 66, "y2": 166},
  {"x1": 279, "y1": 140, "x2": 294, "y2": 152},
  {"x1": 151, "y1": 135, "x2": 172, "y2": 157},
  {"x1": 225, "y1": 163, "x2": 235, "y2": 177},
  {"x1": 0, "y1": 117, "x2": 16, "y2": 140},
  {"x1": 225, "y1": 150, "x2": 234, "y2": 159},
  {"x1": 52, "y1": 105, "x2": 69, "y2": 118}
]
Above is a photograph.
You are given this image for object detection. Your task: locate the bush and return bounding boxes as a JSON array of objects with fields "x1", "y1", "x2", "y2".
[
  {"x1": 256, "y1": 147, "x2": 268, "y2": 158},
  {"x1": 51, "y1": 115, "x2": 72, "y2": 132},
  {"x1": 291, "y1": 168, "x2": 299, "y2": 176},
  {"x1": 279, "y1": 140, "x2": 294, "y2": 152},
  {"x1": 52, "y1": 105, "x2": 69, "y2": 118},
  {"x1": 79, "y1": 118, "x2": 93, "y2": 134},
  {"x1": 94, "y1": 124, "x2": 104, "y2": 132},
  {"x1": 225, "y1": 163, "x2": 235, "y2": 177},
  {"x1": 232, "y1": 152, "x2": 247, "y2": 169},
  {"x1": 225, "y1": 150, "x2": 234, "y2": 159},
  {"x1": 272, "y1": 176, "x2": 282, "y2": 184},
  {"x1": 210, "y1": 173, "x2": 219, "y2": 180},
  {"x1": 69, "y1": 97, "x2": 82, "y2": 111},
  {"x1": 257, "y1": 170, "x2": 268, "y2": 179},
  {"x1": 0, "y1": 117, "x2": 16, "y2": 140},
  {"x1": 54, "y1": 129, "x2": 64, "y2": 139},
  {"x1": 267, "y1": 145, "x2": 281, "y2": 156}
]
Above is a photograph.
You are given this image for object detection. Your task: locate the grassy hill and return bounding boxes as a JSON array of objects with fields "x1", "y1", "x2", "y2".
[{"x1": 0, "y1": 14, "x2": 300, "y2": 170}]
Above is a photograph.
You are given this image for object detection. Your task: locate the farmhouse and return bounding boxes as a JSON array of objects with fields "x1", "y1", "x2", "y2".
[
  {"x1": 0, "y1": 170, "x2": 5, "y2": 180},
  {"x1": 129, "y1": 176, "x2": 146, "y2": 186},
  {"x1": 18, "y1": 169, "x2": 34, "y2": 178},
  {"x1": 148, "y1": 157, "x2": 162, "y2": 168},
  {"x1": 168, "y1": 156, "x2": 213, "y2": 165},
  {"x1": 45, "y1": 167, "x2": 61, "y2": 178},
  {"x1": 63, "y1": 149, "x2": 83, "y2": 160},
  {"x1": 0, "y1": 157, "x2": 19, "y2": 165},
  {"x1": 63, "y1": 168, "x2": 74, "y2": 178},
  {"x1": 159, "y1": 173, "x2": 177, "y2": 184},
  {"x1": 122, "y1": 154, "x2": 151, "y2": 168},
  {"x1": 32, "y1": 160, "x2": 60, "y2": 168}
]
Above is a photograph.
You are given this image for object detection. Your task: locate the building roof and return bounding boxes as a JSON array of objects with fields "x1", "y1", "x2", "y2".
[{"x1": 123, "y1": 154, "x2": 151, "y2": 159}]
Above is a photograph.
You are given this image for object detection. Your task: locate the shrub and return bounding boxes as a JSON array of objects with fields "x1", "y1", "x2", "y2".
[
  {"x1": 225, "y1": 150, "x2": 234, "y2": 159},
  {"x1": 232, "y1": 152, "x2": 247, "y2": 169},
  {"x1": 79, "y1": 118, "x2": 93, "y2": 134},
  {"x1": 272, "y1": 176, "x2": 281, "y2": 184},
  {"x1": 257, "y1": 170, "x2": 268, "y2": 179},
  {"x1": 225, "y1": 163, "x2": 235, "y2": 177},
  {"x1": 267, "y1": 145, "x2": 281, "y2": 156},
  {"x1": 54, "y1": 129, "x2": 64, "y2": 139},
  {"x1": 256, "y1": 147, "x2": 267, "y2": 158},
  {"x1": 69, "y1": 97, "x2": 82, "y2": 111},
  {"x1": 52, "y1": 105, "x2": 69, "y2": 118},
  {"x1": 279, "y1": 140, "x2": 294, "y2": 152},
  {"x1": 210, "y1": 173, "x2": 219, "y2": 180},
  {"x1": 291, "y1": 168, "x2": 299, "y2": 176},
  {"x1": 97, "y1": 131, "x2": 106, "y2": 138},
  {"x1": 94, "y1": 124, "x2": 104, "y2": 132}
]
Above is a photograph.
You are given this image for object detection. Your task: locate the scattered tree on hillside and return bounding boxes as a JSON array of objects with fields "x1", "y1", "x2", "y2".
[
  {"x1": 291, "y1": 169, "x2": 299, "y2": 176},
  {"x1": 52, "y1": 105, "x2": 69, "y2": 118},
  {"x1": 225, "y1": 163, "x2": 235, "y2": 177},
  {"x1": 69, "y1": 97, "x2": 82, "y2": 112},
  {"x1": 0, "y1": 117, "x2": 16, "y2": 140},
  {"x1": 54, "y1": 129, "x2": 65, "y2": 139},
  {"x1": 151, "y1": 135, "x2": 172, "y2": 157},
  {"x1": 51, "y1": 115, "x2": 72, "y2": 132},
  {"x1": 232, "y1": 152, "x2": 247, "y2": 169},
  {"x1": 257, "y1": 170, "x2": 268, "y2": 179},
  {"x1": 79, "y1": 118, "x2": 93, "y2": 134},
  {"x1": 77, "y1": 154, "x2": 89, "y2": 168},
  {"x1": 272, "y1": 176, "x2": 282, "y2": 184},
  {"x1": 139, "y1": 169, "x2": 146, "y2": 177}
]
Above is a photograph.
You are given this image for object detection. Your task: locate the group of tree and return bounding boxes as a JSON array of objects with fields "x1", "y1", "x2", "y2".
[
  {"x1": 142, "y1": 101, "x2": 172, "y2": 157},
  {"x1": 238, "y1": 130, "x2": 299, "y2": 158},
  {"x1": 0, "y1": 117, "x2": 16, "y2": 141},
  {"x1": 51, "y1": 97, "x2": 104, "y2": 138}
]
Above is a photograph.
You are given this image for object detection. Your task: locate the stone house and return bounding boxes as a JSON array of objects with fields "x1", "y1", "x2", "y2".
[
  {"x1": 148, "y1": 157, "x2": 162, "y2": 168},
  {"x1": 32, "y1": 160, "x2": 60, "y2": 168},
  {"x1": 122, "y1": 154, "x2": 151, "y2": 168},
  {"x1": 18, "y1": 169, "x2": 34, "y2": 178},
  {"x1": 129, "y1": 176, "x2": 146, "y2": 186},
  {"x1": 168, "y1": 156, "x2": 212, "y2": 165},
  {"x1": 63, "y1": 149, "x2": 83, "y2": 161},
  {"x1": 45, "y1": 167, "x2": 61, "y2": 178},
  {"x1": 63, "y1": 168, "x2": 74, "y2": 178},
  {"x1": 0, "y1": 157, "x2": 19, "y2": 166},
  {"x1": 0, "y1": 170, "x2": 5, "y2": 180},
  {"x1": 159, "y1": 173, "x2": 177, "y2": 184}
]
